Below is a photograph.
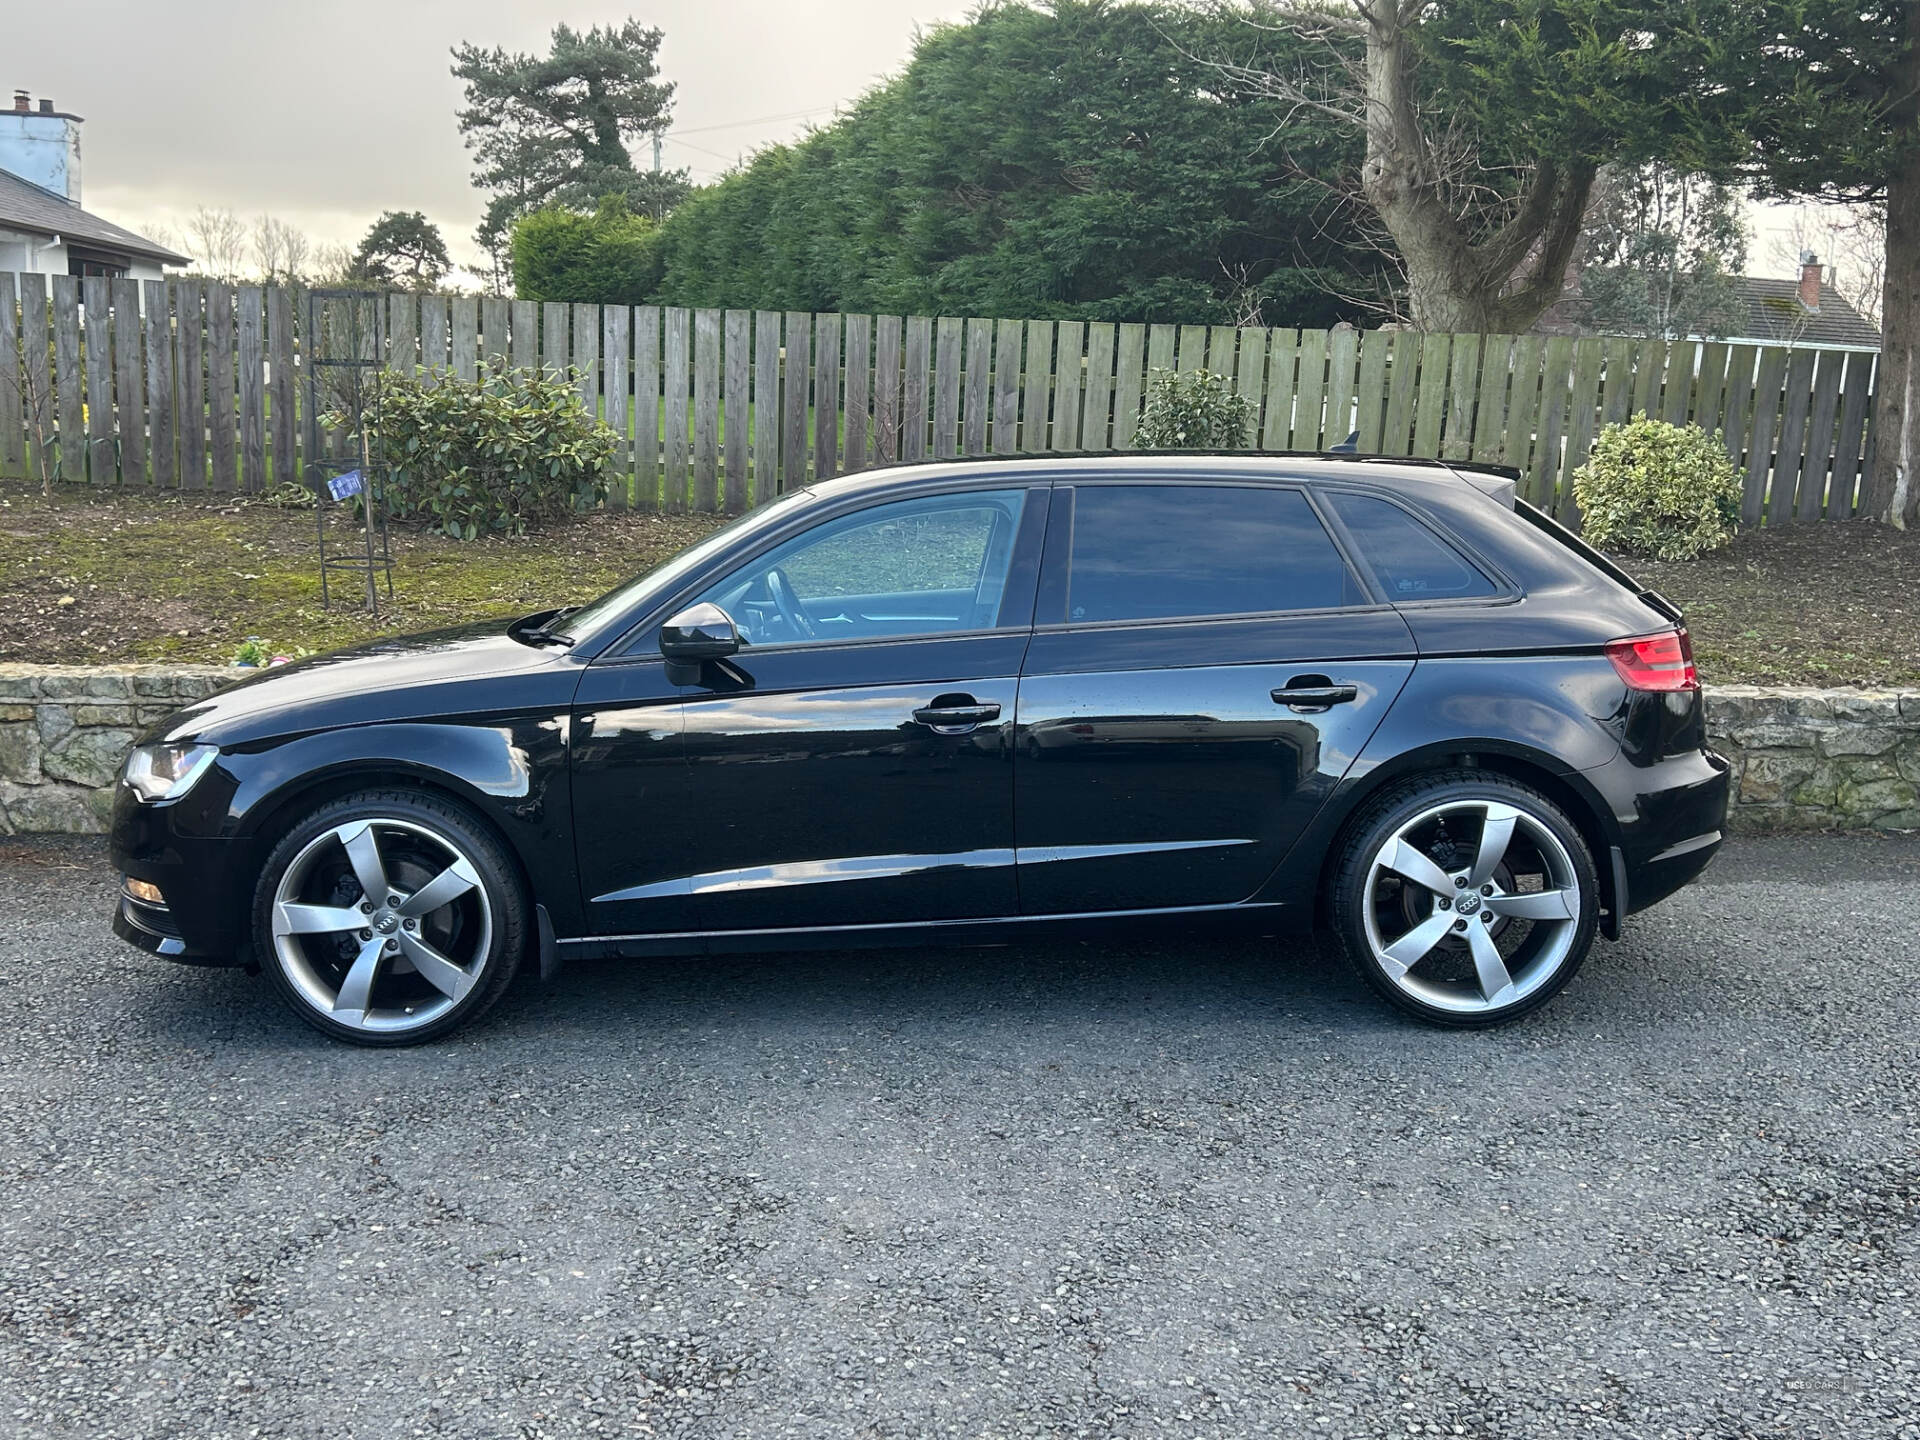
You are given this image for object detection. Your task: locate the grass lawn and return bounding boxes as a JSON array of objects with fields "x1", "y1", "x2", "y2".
[{"x1": 1, "y1": 476, "x2": 1915, "y2": 686}]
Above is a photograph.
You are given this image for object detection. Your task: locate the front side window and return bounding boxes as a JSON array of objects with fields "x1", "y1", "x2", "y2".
[
  {"x1": 1326, "y1": 492, "x2": 1498, "y2": 600},
  {"x1": 692, "y1": 489, "x2": 1028, "y2": 647},
  {"x1": 1063, "y1": 484, "x2": 1363, "y2": 624}
]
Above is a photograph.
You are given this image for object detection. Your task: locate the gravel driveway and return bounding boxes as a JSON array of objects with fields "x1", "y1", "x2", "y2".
[{"x1": 1, "y1": 833, "x2": 1916, "y2": 1440}]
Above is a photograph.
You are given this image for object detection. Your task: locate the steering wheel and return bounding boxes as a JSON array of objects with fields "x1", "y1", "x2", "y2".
[{"x1": 764, "y1": 566, "x2": 816, "y2": 641}]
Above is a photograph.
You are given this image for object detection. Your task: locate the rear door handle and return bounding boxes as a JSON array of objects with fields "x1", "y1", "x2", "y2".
[
  {"x1": 912, "y1": 699, "x2": 1002, "y2": 732},
  {"x1": 1270, "y1": 684, "x2": 1358, "y2": 710}
]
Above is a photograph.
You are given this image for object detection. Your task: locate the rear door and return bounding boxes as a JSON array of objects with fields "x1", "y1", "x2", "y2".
[{"x1": 1013, "y1": 480, "x2": 1416, "y2": 915}]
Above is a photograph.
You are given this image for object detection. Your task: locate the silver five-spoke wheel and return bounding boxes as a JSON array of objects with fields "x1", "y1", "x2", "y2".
[
  {"x1": 269, "y1": 816, "x2": 494, "y2": 1037},
  {"x1": 1334, "y1": 774, "x2": 1598, "y2": 1026}
]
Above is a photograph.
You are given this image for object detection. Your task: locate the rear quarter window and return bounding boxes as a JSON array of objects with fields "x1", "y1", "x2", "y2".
[{"x1": 1327, "y1": 492, "x2": 1498, "y2": 601}]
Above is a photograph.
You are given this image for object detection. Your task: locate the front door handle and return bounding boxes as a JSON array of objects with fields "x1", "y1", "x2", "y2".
[
  {"x1": 912, "y1": 697, "x2": 1002, "y2": 733},
  {"x1": 1270, "y1": 682, "x2": 1359, "y2": 711}
]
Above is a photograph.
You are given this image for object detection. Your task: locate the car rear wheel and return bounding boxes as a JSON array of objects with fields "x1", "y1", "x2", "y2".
[
  {"x1": 1331, "y1": 771, "x2": 1599, "y2": 1027},
  {"x1": 251, "y1": 790, "x2": 526, "y2": 1046}
]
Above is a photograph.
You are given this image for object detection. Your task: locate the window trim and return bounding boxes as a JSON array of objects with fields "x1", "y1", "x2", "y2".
[
  {"x1": 598, "y1": 481, "x2": 1052, "y2": 664},
  {"x1": 1312, "y1": 482, "x2": 1520, "y2": 609},
  {"x1": 1034, "y1": 479, "x2": 1382, "y2": 631}
]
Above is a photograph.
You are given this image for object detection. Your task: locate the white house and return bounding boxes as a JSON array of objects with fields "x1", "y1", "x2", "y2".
[{"x1": 0, "y1": 90, "x2": 186, "y2": 282}]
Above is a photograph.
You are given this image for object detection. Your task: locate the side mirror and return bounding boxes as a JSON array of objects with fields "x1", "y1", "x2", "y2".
[{"x1": 660, "y1": 602, "x2": 741, "y2": 661}]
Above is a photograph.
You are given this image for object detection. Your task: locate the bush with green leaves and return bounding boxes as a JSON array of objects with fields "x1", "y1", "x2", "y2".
[
  {"x1": 510, "y1": 195, "x2": 662, "y2": 305},
  {"x1": 1572, "y1": 415, "x2": 1742, "y2": 561},
  {"x1": 1134, "y1": 368, "x2": 1255, "y2": 450},
  {"x1": 352, "y1": 362, "x2": 616, "y2": 540}
]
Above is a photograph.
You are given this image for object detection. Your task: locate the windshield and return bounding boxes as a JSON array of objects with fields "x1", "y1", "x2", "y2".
[{"x1": 552, "y1": 489, "x2": 817, "y2": 647}]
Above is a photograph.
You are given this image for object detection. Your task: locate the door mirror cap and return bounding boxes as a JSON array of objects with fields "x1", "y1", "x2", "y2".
[{"x1": 660, "y1": 602, "x2": 741, "y2": 661}]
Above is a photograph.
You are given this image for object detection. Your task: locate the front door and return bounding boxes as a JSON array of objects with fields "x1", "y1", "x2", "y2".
[
  {"x1": 582, "y1": 485, "x2": 1048, "y2": 936},
  {"x1": 1013, "y1": 481, "x2": 1416, "y2": 915}
]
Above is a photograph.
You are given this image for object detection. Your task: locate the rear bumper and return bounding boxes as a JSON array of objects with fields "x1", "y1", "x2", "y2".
[{"x1": 1600, "y1": 746, "x2": 1732, "y2": 917}]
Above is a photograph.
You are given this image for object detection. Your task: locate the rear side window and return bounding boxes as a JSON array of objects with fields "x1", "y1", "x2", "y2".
[
  {"x1": 1326, "y1": 492, "x2": 1497, "y2": 600},
  {"x1": 1064, "y1": 485, "x2": 1363, "y2": 623}
]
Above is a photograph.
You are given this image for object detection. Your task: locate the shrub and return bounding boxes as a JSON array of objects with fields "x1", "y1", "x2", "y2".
[
  {"x1": 1134, "y1": 368, "x2": 1255, "y2": 449},
  {"x1": 510, "y1": 197, "x2": 662, "y2": 305},
  {"x1": 350, "y1": 362, "x2": 616, "y2": 540},
  {"x1": 1573, "y1": 415, "x2": 1741, "y2": 561}
]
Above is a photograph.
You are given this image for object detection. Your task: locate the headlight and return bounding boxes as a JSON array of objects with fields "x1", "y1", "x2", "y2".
[{"x1": 123, "y1": 743, "x2": 219, "y2": 803}]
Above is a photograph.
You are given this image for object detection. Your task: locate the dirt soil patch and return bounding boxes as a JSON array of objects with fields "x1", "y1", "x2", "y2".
[
  {"x1": 0, "y1": 481, "x2": 722, "y2": 665},
  {"x1": 1626, "y1": 522, "x2": 1920, "y2": 689},
  {"x1": 1, "y1": 479, "x2": 1915, "y2": 687}
]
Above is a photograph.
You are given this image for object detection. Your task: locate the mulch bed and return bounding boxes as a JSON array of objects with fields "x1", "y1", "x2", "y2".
[{"x1": 1, "y1": 478, "x2": 1915, "y2": 687}]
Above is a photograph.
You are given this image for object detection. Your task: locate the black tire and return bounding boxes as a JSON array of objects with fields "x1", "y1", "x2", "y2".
[
  {"x1": 1329, "y1": 769, "x2": 1599, "y2": 1028},
  {"x1": 250, "y1": 789, "x2": 528, "y2": 1046}
]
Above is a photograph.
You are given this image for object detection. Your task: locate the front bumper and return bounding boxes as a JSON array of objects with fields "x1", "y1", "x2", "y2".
[{"x1": 108, "y1": 780, "x2": 255, "y2": 966}]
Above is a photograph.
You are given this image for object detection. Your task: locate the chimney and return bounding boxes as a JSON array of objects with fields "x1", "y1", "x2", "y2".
[
  {"x1": 1799, "y1": 250, "x2": 1823, "y2": 312},
  {"x1": 0, "y1": 90, "x2": 82, "y2": 201},
  {"x1": 38, "y1": 98, "x2": 52, "y2": 114},
  {"x1": 12, "y1": 90, "x2": 28, "y2": 113}
]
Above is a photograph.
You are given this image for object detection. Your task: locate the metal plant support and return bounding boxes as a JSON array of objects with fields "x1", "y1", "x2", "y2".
[{"x1": 305, "y1": 288, "x2": 394, "y2": 612}]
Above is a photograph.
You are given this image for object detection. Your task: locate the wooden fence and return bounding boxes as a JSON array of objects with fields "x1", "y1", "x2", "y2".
[{"x1": 0, "y1": 275, "x2": 1880, "y2": 526}]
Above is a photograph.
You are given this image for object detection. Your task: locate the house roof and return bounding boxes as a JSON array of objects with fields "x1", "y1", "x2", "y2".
[
  {"x1": 0, "y1": 167, "x2": 188, "y2": 266},
  {"x1": 1730, "y1": 276, "x2": 1881, "y2": 350}
]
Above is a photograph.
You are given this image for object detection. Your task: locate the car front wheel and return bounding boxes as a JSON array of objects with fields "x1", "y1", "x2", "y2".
[
  {"x1": 1331, "y1": 771, "x2": 1599, "y2": 1027},
  {"x1": 251, "y1": 790, "x2": 527, "y2": 1046}
]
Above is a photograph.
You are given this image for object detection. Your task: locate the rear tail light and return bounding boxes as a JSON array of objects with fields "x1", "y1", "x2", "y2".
[{"x1": 1605, "y1": 628, "x2": 1698, "y2": 692}]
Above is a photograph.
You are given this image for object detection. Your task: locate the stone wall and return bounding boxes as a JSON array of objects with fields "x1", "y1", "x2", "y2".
[
  {"x1": 0, "y1": 665, "x2": 231, "y2": 835},
  {"x1": 1, "y1": 664, "x2": 1916, "y2": 836}
]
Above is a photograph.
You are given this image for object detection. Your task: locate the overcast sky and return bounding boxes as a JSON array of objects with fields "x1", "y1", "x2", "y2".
[
  {"x1": 12, "y1": 0, "x2": 1854, "y2": 291},
  {"x1": 13, "y1": 1, "x2": 974, "y2": 268}
]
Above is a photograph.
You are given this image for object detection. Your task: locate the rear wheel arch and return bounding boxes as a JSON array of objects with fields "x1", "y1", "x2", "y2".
[{"x1": 1314, "y1": 743, "x2": 1622, "y2": 926}]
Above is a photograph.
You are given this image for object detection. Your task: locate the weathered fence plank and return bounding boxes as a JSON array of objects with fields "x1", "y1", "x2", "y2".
[
  {"x1": 663, "y1": 304, "x2": 691, "y2": 509},
  {"x1": 993, "y1": 317, "x2": 1023, "y2": 455},
  {"x1": 145, "y1": 279, "x2": 177, "y2": 489},
  {"x1": 1693, "y1": 342, "x2": 1729, "y2": 437},
  {"x1": 1113, "y1": 323, "x2": 1147, "y2": 450},
  {"x1": 510, "y1": 300, "x2": 538, "y2": 372},
  {"x1": 1232, "y1": 327, "x2": 1266, "y2": 448},
  {"x1": 901, "y1": 315, "x2": 930, "y2": 463},
  {"x1": 1260, "y1": 329, "x2": 1296, "y2": 450},
  {"x1": 1206, "y1": 325, "x2": 1236, "y2": 376},
  {"x1": 963, "y1": 317, "x2": 992, "y2": 456},
  {"x1": 1380, "y1": 332, "x2": 1418, "y2": 454},
  {"x1": 541, "y1": 303, "x2": 569, "y2": 382},
  {"x1": 1661, "y1": 341, "x2": 1698, "y2": 426},
  {"x1": 570, "y1": 303, "x2": 598, "y2": 407},
  {"x1": 1829, "y1": 351, "x2": 1874, "y2": 520},
  {"x1": 420, "y1": 294, "x2": 450, "y2": 377},
  {"x1": 173, "y1": 280, "x2": 204, "y2": 488},
  {"x1": 932, "y1": 316, "x2": 962, "y2": 459},
  {"x1": 1019, "y1": 321, "x2": 1049, "y2": 454},
  {"x1": 1795, "y1": 349, "x2": 1845, "y2": 521},
  {"x1": 809, "y1": 312, "x2": 838, "y2": 483},
  {"x1": 18, "y1": 274, "x2": 54, "y2": 480},
  {"x1": 1532, "y1": 336, "x2": 1575, "y2": 513},
  {"x1": 1146, "y1": 323, "x2": 1175, "y2": 378},
  {"x1": 385, "y1": 293, "x2": 416, "y2": 374},
  {"x1": 236, "y1": 286, "x2": 266, "y2": 492},
  {"x1": 266, "y1": 285, "x2": 295, "y2": 487},
  {"x1": 450, "y1": 297, "x2": 479, "y2": 381},
  {"x1": 1441, "y1": 332, "x2": 1478, "y2": 461},
  {"x1": 635, "y1": 306, "x2": 661, "y2": 508},
  {"x1": 841, "y1": 313, "x2": 871, "y2": 475},
  {"x1": 481, "y1": 297, "x2": 510, "y2": 368},
  {"x1": 872, "y1": 314, "x2": 902, "y2": 467},
  {"x1": 1501, "y1": 336, "x2": 1544, "y2": 474},
  {"x1": 1467, "y1": 336, "x2": 1513, "y2": 464},
  {"x1": 1742, "y1": 347, "x2": 1790, "y2": 525},
  {"x1": 1052, "y1": 321, "x2": 1084, "y2": 452},
  {"x1": 693, "y1": 307, "x2": 722, "y2": 509},
  {"x1": 0, "y1": 275, "x2": 18, "y2": 475},
  {"x1": 1410, "y1": 333, "x2": 1450, "y2": 457},
  {"x1": 604, "y1": 304, "x2": 632, "y2": 509},
  {"x1": 1560, "y1": 337, "x2": 1607, "y2": 519},
  {"x1": 1293, "y1": 328, "x2": 1328, "y2": 451},
  {"x1": 754, "y1": 309, "x2": 783, "y2": 488},
  {"x1": 111, "y1": 279, "x2": 146, "y2": 483},
  {"x1": 1354, "y1": 330, "x2": 1389, "y2": 452},
  {"x1": 1771, "y1": 348, "x2": 1818, "y2": 521},
  {"x1": 1177, "y1": 324, "x2": 1208, "y2": 373},
  {"x1": 1323, "y1": 328, "x2": 1359, "y2": 450},
  {"x1": 1719, "y1": 345, "x2": 1759, "y2": 472},
  {"x1": 781, "y1": 311, "x2": 812, "y2": 485},
  {"x1": 725, "y1": 308, "x2": 753, "y2": 506}
]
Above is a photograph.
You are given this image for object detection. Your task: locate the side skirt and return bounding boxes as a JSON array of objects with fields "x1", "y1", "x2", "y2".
[{"x1": 558, "y1": 900, "x2": 1295, "y2": 960}]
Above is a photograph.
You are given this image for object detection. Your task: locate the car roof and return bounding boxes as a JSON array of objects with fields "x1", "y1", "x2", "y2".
[{"x1": 793, "y1": 451, "x2": 1521, "y2": 507}]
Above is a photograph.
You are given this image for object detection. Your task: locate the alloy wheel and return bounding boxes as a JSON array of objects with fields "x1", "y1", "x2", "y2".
[
  {"x1": 1360, "y1": 799, "x2": 1583, "y2": 1015},
  {"x1": 269, "y1": 817, "x2": 493, "y2": 1036}
]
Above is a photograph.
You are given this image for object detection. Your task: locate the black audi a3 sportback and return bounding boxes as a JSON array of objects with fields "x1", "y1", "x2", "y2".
[{"x1": 109, "y1": 455, "x2": 1730, "y2": 1045}]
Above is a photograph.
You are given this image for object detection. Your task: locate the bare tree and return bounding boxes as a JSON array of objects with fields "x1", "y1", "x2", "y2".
[
  {"x1": 1199, "y1": 0, "x2": 1597, "y2": 332},
  {"x1": 1769, "y1": 203, "x2": 1886, "y2": 330},
  {"x1": 252, "y1": 215, "x2": 312, "y2": 285},
  {"x1": 182, "y1": 207, "x2": 250, "y2": 282}
]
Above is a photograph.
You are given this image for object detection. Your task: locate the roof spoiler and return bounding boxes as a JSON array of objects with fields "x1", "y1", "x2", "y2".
[{"x1": 1444, "y1": 460, "x2": 1520, "y2": 510}]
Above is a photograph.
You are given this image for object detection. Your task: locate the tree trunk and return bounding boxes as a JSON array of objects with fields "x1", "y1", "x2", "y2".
[
  {"x1": 1865, "y1": 10, "x2": 1920, "y2": 527},
  {"x1": 1356, "y1": 3, "x2": 1592, "y2": 334}
]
